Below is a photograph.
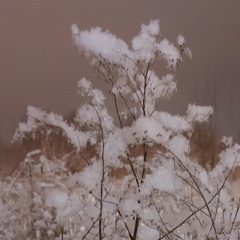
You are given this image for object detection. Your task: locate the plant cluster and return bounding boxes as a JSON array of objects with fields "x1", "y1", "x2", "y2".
[{"x1": 1, "y1": 20, "x2": 240, "y2": 239}]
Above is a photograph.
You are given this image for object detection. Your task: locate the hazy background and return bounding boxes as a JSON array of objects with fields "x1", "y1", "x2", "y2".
[{"x1": 1, "y1": 1, "x2": 240, "y2": 142}]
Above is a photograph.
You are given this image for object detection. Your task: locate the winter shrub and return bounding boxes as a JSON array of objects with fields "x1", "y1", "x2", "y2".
[{"x1": 1, "y1": 20, "x2": 240, "y2": 239}]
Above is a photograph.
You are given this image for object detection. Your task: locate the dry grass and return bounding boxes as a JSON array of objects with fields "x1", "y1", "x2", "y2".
[{"x1": 0, "y1": 141, "x2": 25, "y2": 177}]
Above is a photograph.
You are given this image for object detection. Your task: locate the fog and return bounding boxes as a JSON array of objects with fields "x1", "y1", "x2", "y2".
[{"x1": 1, "y1": 1, "x2": 240, "y2": 142}]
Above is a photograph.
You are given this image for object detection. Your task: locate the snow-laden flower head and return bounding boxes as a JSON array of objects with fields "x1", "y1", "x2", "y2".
[
  {"x1": 186, "y1": 104, "x2": 213, "y2": 123},
  {"x1": 131, "y1": 20, "x2": 160, "y2": 62},
  {"x1": 72, "y1": 24, "x2": 130, "y2": 66}
]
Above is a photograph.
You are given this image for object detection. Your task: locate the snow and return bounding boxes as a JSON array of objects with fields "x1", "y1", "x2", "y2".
[
  {"x1": 186, "y1": 103, "x2": 214, "y2": 123},
  {"x1": 177, "y1": 34, "x2": 186, "y2": 46},
  {"x1": 72, "y1": 25, "x2": 130, "y2": 65},
  {"x1": 131, "y1": 20, "x2": 160, "y2": 62},
  {"x1": 158, "y1": 38, "x2": 182, "y2": 69},
  {"x1": 140, "y1": 161, "x2": 178, "y2": 195}
]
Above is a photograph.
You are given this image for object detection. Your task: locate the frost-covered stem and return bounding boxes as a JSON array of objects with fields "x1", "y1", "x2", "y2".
[
  {"x1": 152, "y1": 198, "x2": 172, "y2": 239},
  {"x1": 140, "y1": 60, "x2": 150, "y2": 181},
  {"x1": 168, "y1": 149, "x2": 218, "y2": 238},
  {"x1": 123, "y1": 66, "x2": 143, "y2": 97},
  {"x1": 181, "y1": 199, "x2": 205, "y2": 227},
  {"x1": 122, "y1": 66, "x2": 144, "y2": 108},
  {"x1": 80, "y1": 151, "x2": 90, "y2": 166},
  {"x1": 157, "y1": 146, "x2": 226, "y2": 238},
  {"x1": 99, "y1": 60, "x2": 124, "y2": 128},
  {"x1": 140, "y1": 143, "x2": 148, "y2": 183},
  {"x1": 118, "y1": 91, "x2": 136, "y2": 121},
  {"x1": 108, "y1": 75, "x2": 123, "y2": 128},
  {"x1": 211, "y1": 153, "x2": 240, "y2": 235},
  {"x1": 127, "y1": 153, "x2": 139, "y2": 188},
  {"x1": 142, "y1": 63, "x2": 150, "y2": 117},
  {"x1": 132, "y1": 60, "x2": 150, "y2": 238},
  {"x1": 124, "y1": 55, "x2": 145, "y2": 76},
  {"x1": 158, "y1": 182, "x2": 228, "y2": 240},
  {"x1": 117, "y1": 210, "x2": 133, "y2": 239},
  {"x1": 210, "y1": 192, "x2": 221, "y2": 231},
  {"x1": 82, "y1": 215, "x2": 100, "y2": 240},
  {"x1": 131, "y1": 145, "x2": 149, "y2": 239},
  {"x1": 110, "y1": 74, "x2": 137, "y2": 121},
  {"x1": 28, "y1": 162, "x2": 35, "y2": 231},
  {"x1": 93, "y1": 106, "x2": 105, "y2": 240},
  {"x1": 113, "y1": 92, "x2": 123, "y2": 128},
  {"x1": 154, "y1": 147, "x2": 227, "y2": 239},
  {"x1": 149, "y1": 86, "x2": 168, "y2": 117},
  {"x1": 100, "y1": 60, "x2": 136, "y2": 124},
  {"x1": 131, "y1": 143, "x2": 148, "y2": 240},
  {"x1": 230, "y1": 201, "x2": 240, "y2": 233},
  {"x1": 132, "y1": 217, "x2": 140, "y2": 240},
  {"x1": 158, "y1": 201, "x2": 209, "y2": 240},
  {"x1": 76, "y1": 133, "x2": 90, "y2": 165}
]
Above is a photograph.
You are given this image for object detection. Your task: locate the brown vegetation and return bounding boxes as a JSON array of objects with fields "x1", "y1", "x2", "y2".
[
  {"x1": 0, "y1": 140, "x2": 25, "y2": 177},
  {"x1": 189, "y1": 123, "x2": 227, "y2": 170}
]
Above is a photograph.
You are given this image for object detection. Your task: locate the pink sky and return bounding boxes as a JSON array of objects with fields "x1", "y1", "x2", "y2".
[{"x1": 1, "y1": 1, "x2": 240, "y2": 142}]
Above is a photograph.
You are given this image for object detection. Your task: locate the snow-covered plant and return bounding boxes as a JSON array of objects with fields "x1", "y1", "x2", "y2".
[
  {"x1": 7, "y1": 20, "x2": 240, "y2": 239},
  {"x1": 0, "y1": 150, "x2": 67, "y2": 239}
]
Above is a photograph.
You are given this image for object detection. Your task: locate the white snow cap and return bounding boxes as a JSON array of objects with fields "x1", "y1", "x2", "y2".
[
  {"x1": 177, "y1": 35, "x2": 186, "y2": 46},
  {"x1": 72, "y1": 24, "x2": 129, "y2": 65},
  {"x1": 186, "y1": 104, "x2": 213, "y2": 123}
]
